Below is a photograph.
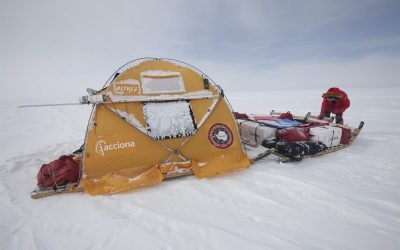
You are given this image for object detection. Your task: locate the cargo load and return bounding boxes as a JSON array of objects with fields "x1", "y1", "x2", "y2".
[
  {"x1": 237, "y1": 119, "x2": 277, "y2": 147},
  {"x1": 310, "y1": 126, "x2": 342, "y2": 147}
]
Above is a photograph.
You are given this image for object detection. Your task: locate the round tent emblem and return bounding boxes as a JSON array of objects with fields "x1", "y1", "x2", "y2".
[{"x1": 208, "y1": 123, "x2": 233, "y2": 149}]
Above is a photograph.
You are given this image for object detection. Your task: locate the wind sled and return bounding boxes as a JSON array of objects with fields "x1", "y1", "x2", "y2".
[
  {"x1": 29, "y1": 58, "x2": 363, "y2": 199},
  {"x1": 236, "y1": 110, "x2": 364, "y2": 163}
]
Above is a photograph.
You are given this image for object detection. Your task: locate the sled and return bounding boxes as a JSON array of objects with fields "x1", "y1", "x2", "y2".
[
  {"x1": 238, "y1": 110, "x2": 364, "y2": 163},
  {"x1": 30, "y1": 183, "x2": 84, "y2": 199},
  {"x1": 271, "y1": 121, "x2": 364, "y2": 163}
]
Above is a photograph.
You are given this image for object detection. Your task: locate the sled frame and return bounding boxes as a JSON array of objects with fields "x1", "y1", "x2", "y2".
[{"x1": 270, "y1": 110, "x2": 334, "y2": 123}]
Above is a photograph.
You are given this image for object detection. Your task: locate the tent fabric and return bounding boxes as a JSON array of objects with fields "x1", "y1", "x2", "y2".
[{"x1": 80, "y1": 59, "x2": 251, "y2": 195}]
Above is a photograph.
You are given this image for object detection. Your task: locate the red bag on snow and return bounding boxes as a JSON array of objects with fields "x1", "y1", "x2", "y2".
[
  {"x1": 276, "y1": 127, "x2": 310, "y2": 142},
  {"x1": 37, "y1": 155, "x2": 80, "y2": 188},
  {"x1": 233, "y1": 112, "x2": 249, "y2": 120},
  {"x1": 340, "y1": 127, "x2": 352, "y2": 145}
]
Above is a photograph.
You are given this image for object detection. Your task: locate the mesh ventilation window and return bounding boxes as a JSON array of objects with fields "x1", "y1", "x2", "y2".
[
  {"x1": 141, "y1": 70, "x2": 185, "y2": 94},
  {"x1": 144, "y1": 101, "x2": 196, "y2": 139}
]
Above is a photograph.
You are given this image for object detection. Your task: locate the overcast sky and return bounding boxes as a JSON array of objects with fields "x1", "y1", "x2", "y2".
[{"x1": 1, "y1": 0, "x2": 399, "y2": 100}]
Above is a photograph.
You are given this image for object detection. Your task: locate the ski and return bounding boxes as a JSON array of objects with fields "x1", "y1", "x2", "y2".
[
  {"x1": 251, "y1": 148, "x2": 272, "y2": 162},
  {"x1": 270, "y1": 110, "x2": 303, "y2": 121},
  {"x1": 270, "y1": 110, "x2": 334, "y2": 123},
  {"x1": 30, "y1": 183, "x2": 83, "y2": 199},
  {"x1": 306, "y1": 114, "x2": 334, "y2": 123}
]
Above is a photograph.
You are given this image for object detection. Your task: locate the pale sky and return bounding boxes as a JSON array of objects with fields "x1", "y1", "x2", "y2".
[{"x1": 1, "y1": 0, "x2": 399, "y2": 100}]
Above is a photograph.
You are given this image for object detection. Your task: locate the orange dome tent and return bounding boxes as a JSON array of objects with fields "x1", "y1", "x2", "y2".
[{"x1": 77, "y1": 58, "x2": 251, "y2": 195}]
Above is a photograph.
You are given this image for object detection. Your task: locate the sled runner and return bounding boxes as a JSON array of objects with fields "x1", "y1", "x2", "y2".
[{"x1": 31, "y1": 183, "x2": 83, "y2": 199}]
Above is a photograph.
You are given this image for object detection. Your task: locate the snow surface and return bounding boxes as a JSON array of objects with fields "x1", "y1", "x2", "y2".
[{"x1": 1, "y1": 87, "x2": 400, "y2": 250}]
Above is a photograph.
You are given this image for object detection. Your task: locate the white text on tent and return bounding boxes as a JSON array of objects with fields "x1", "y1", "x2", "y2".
[{"x1": 95, "y1": 140, "x2": 135, "y2": 156}]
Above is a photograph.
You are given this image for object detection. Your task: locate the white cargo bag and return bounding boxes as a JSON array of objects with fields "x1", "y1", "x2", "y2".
[
  {"x1": 309, "y1": 126, "x2": 342, "y2": 147},
  {"x1": 237, "y1": 119, "x2": 277, "y2": 146}
]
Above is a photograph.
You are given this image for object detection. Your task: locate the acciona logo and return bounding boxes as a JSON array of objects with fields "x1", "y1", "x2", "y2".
[{"x1": 95, "y1": 140, "x2": 135, "y2": 156}]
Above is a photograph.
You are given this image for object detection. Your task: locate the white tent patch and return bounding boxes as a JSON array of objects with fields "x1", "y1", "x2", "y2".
[
  {"x1": 144, "y1": 101, "x2": 196, "y2": 139},
  {"x1": 141, "y1": 70, "x2": 185, "y2": 94}
]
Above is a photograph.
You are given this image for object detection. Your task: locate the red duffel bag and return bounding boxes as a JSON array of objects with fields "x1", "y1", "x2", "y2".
[
  {"x1": 233, "y1": 111, "x2": 249, "y2": 120},
  {"x1": 276, "y1": 127, "x2": 310, "y2": 142},
  {"x1": 37, "y1": 155, "x2": 81, "y2": 188}
]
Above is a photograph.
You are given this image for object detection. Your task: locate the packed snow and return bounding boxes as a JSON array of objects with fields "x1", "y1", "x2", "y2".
[{"x1": 1, "y1": 87, "x2": 400, "y2": 250}]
